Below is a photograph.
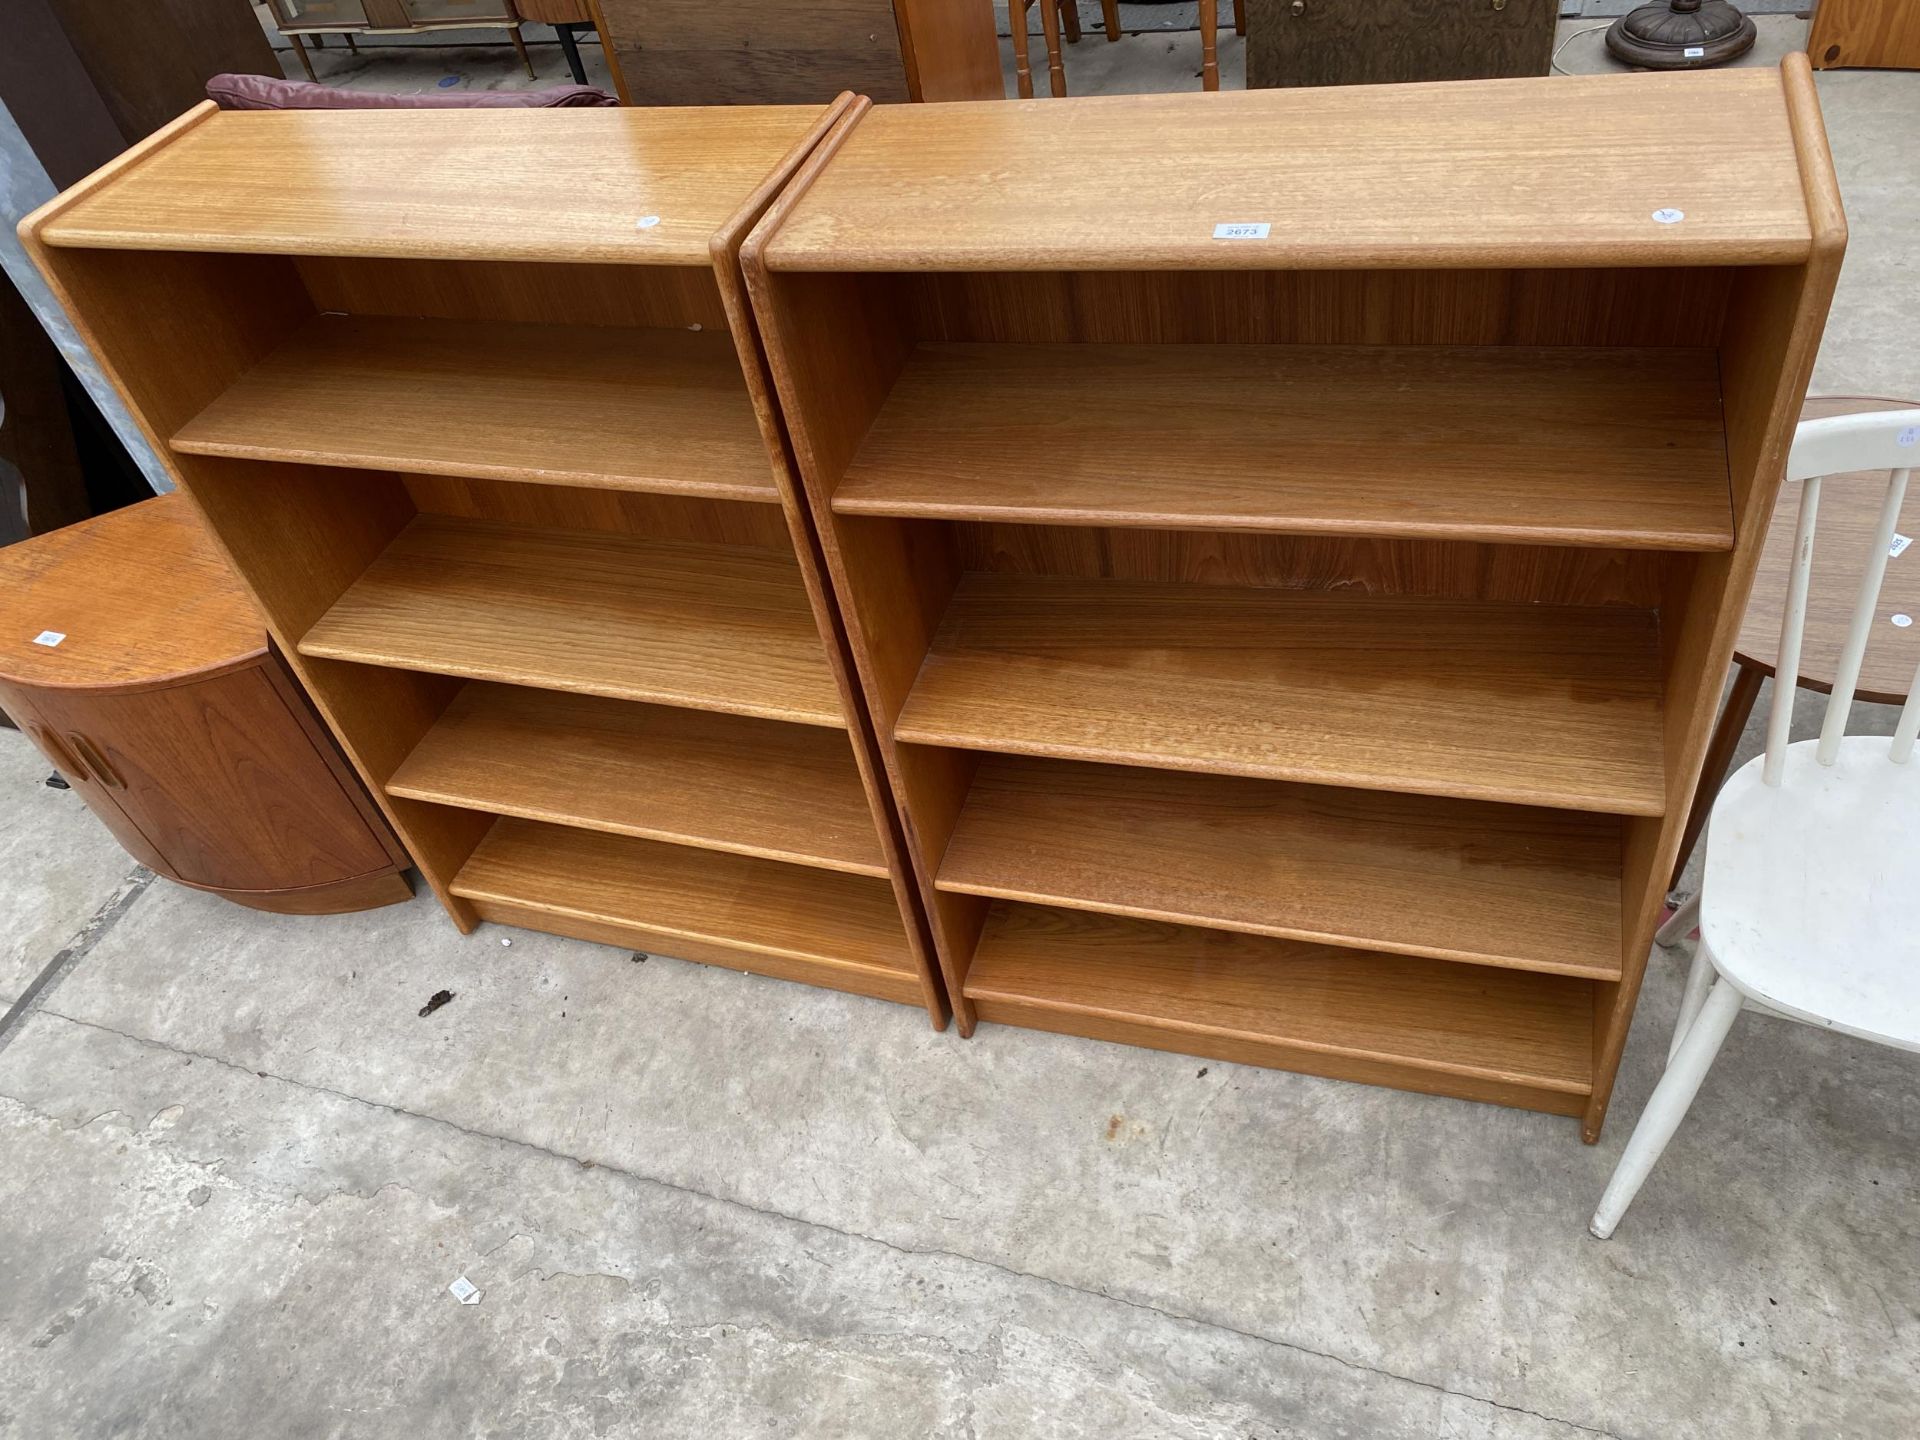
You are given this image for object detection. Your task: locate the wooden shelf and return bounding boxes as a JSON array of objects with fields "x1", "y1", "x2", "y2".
[
  {"x1": 895, "y1": 573, "x2": 1666, "y2": 815},
  {"x1": 389, "y1": 683, "x2": 886, "y2": 877},
  {"x1": 38, "y1": 105, "x2": 823, "y2": 263},
  {"x1": 761, "y1": 69, "x2": 1812, "y2": 271},
  {"x1": 938, "y1": 755, "x2": 1624, "y2": 980},
  {"x1": 963, "y1": 904, "x2": 1594, "y2": 1113},
  {"x1": 173, "y1": 315, "x2": 777, "y2": 501},
  {"x1": 299, "y1": 515, "x2": 844, "y2": 726},
  {"x1": 835, "y1": 343, "x2": 1733, "y2": 551},
  {"x1": 451, "y1": 818, "x2": 923, "y2": 1005}
]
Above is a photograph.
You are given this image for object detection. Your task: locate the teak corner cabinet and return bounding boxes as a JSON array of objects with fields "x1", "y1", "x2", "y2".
[
  {"x1": 21, "y1": 97, "x2": 952, "y2": 1028},
  {"x1": 743, "y1": 61, "x2": 1844, "y2": 1140}
]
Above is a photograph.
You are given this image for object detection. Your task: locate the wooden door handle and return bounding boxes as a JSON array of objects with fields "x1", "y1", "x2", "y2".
[
  {"x1": 68, "y1": 733, "x2": 124, "y2": 788},
  {"x1": 30, "y1": 725, "x2": 89, "y2": 783}
]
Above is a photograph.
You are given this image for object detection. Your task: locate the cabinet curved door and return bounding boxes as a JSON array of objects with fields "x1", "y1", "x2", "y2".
[
  {"x1": 22, "y1": 665, "x2": 396, "y2": 894},
  {"x1": 0, "y1": 684, "x2": 174, "y2": 876}
]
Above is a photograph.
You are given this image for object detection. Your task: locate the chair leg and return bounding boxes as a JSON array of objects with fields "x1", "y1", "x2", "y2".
[
  {"x1": 1039, "y1": 0, "x2": 1067, "y2": 96},
  {"x1": 1655, "y1": 890, "x2": 1700, "y2": 948},
  {"x1": 1234, "y1": 0, "x2": 1247, "y2": 36},
  {"x1": 1011, "y1": 0, "x2": 1036, "y2": 97},
  {"x1": 509, "y1": 23, "x2": 535, "y2": 79},
  {"x1": 288, "y1": 33, "x2": 316, "y2": 81},
  {"x1": 1061, "y1": 0, "x2": 1082, "y2": 43},
  {"x1": 1590, "y1": 980, "x2": 1742, "y2": 1239},
  {"x1": 1101, "y1": 0, "x2": 1121, "y2": 40},
  {"x1": 1199, "y1": 0, "x2": 1220, "y2": 90},
  {"x1": 555, "y1": 23, "x2": 588, "y2": 85},
  {"x1": 1668, "y1": 943, "x2": 1718, "y2": 1064}
]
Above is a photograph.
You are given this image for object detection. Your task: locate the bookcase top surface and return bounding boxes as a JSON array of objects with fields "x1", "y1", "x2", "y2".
[
  {"x1": 762, "y1": 67, "x2": 1818, "y2": 272},
  {"x1": 34, "y1": 105, "x2": 825, "y2": 265}
]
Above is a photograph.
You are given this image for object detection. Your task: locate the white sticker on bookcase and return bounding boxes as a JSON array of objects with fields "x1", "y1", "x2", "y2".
[
  {"x1": 32, "y1": 631, "x2": 65, "y2": 648},
  {"x1": 635, "y1": 215, "x2": 661, "y2": 230},
  {"x1": 1212, "y1": 222, "x2": 1270, "y2": 240},
  {"x1": 1652, "y1": 209, "x2": 1685, "y2": 225}
]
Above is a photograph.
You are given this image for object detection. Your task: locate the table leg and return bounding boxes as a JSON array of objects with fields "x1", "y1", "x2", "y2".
[
  {"x1": 555, "y1": 22, "x2": 587, "y2": 84},
  {"x1": 1669, "y1": 661, "x2": 1764, "y2": 891}
]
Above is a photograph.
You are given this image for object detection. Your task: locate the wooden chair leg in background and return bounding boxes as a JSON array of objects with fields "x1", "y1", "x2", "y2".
[
  {"x1": 1012, "y1": 0, "x2": 1037, "y2": 96},
  {"x1": 1234, "y1": 0, "x2": 1247, "y2": 35},
  {"x1": 1669, "y1": 662, "x2": 1766, "y2": 890},
  {"x1": 1039, "y1": 0, "x2": 1067, "y2": 95},
  {"x1": 1200, "y1": 0, "x2": 1220, "y2": 89},
  {"x1": 288, "y1": 32, "x2": 316, "y2": 80},
  {"x1": 1060, "y1": 0, "x2": 1082, "y2": 43},
  {"x1": 1102, "y1": 0, "x2": 1121, "y2": 40},
  {"x1": 508, "y1": 22, "x2": 536, "y2": 78}
]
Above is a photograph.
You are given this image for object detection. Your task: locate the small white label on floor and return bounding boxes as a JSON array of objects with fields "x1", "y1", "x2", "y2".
[
  {"x1": 32, "y1": 631, "x2": 65, "y2": 648},
  {"x1": 1891, "y1": 533, "x2": 1913, "y2": 559},
  {"x1": 1212, "y1": 222, "x2": 1270, "y2": 240},
  {"x1": 447, "y1": 1276, "x2": 482, "y2": 1305},
  {"x1": 1652, "y1": 209, "x2": 1685, "y2": 225}
]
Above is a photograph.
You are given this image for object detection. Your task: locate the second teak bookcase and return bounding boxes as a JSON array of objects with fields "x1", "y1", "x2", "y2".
[
  {"x1": 745, "y1": 64, "x2": 1843, "y2": 1140},
  {"x1": 23, "y1": 97, "x2": 952, "y2": 1027}
]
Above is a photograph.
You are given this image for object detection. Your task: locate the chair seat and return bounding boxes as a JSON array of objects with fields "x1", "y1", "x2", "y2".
[{"x1": 1701, "y1": 735, "x2": 1920, "y2": 1052}]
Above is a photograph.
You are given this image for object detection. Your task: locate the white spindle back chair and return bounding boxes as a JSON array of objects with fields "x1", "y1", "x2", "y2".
[{"x1": 1591, "y1": 408, "x2": 1920, "y2": 1239}]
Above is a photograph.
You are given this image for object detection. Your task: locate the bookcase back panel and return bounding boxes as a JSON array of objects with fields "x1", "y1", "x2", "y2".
[
  {"x1": 952, "y1": 524, "x2": 1666, "y2": 611},
  {"x1": 897, "y1": 268, "x2": 1734, "y2": 349},
  {"x1": 294, "y1": 256, "x2": 730, "y2": 332},
  {"x1": 402, "y1": 474, "x2": 794, "y2": 552}
]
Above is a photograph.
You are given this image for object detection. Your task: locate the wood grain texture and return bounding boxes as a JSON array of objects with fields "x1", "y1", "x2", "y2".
[
  {"x1": 21, "y1": 666, "x2": 396, "y2": 894},
  {"x1": 954, "y1": 524, "x2": 1664, "y2": 609},
  {"x1": 1809, "y1": 0, "x2": 1920, "y2": 70},
  {"x1": 896, "y1": 572, "x2": 1666, "y2": 814},
  {"x1": 389, "y1": 683, "x2": 888, "y2": 877},
  {"x1": 760, "y1": 70, "x2": 1811, "y2": 272},
  {"x1": 835, "y1": 342, "x2": 1733, "y2": 550},
  {"x1": 294, "y1": 256, "x2": 732, "y2": 333},
  {"x1": 936, "y1": 754, "x2": 1623, "y2": 979},
  {"x1": 1734, "y1": 395, "x2": 1920, "y2": 703},
  {"x1": 896, "y1": 0, "x2": 1005, "y2": 100},
  {"x1": 1591, "y1": 54, "x2": 1847, "y2": 1142},
  {"x1": 599, "y1": 0, "x2": 911, "y2": 105},
  {"x1": 901, "y1": 267, "x2": 1734, "y2": 348},
  {"x1": 299, "y1": 515, "x2": 844, "y2": 727},
  {"x1": 1246, "y1": 0, "x2": 1555, "y2": 89},
  {"x1": 0, "y1": 493, "x2": 260, "y2": 690},
  {"x1": 964, "y1": 903, "x2": 1595, "y2": 1107},
  {"x1": 172, "y1": 315, "x2": 776, "y2": 501},
  {"x1": 451, "y1": 818, "x2": 916, "y2": 982},
  {"x1": 403, "y1": 473, "x2": 794, "y2": 553},
  {"x1": 38, "y1": 106, "x2": 821, "y2": 264}
]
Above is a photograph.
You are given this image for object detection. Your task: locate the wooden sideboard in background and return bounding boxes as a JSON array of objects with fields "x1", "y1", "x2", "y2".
[{"x1": 594, "y1": 0, "x2": 1002, "y2": 104}]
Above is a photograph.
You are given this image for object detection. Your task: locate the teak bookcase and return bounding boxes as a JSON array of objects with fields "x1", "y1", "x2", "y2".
[
  {"x1": 745, "y1": 64, "x2": 1845, "y2": 1139},
  {"x1": 22, "y1": 99, "x2": 953, "y2": 1027}
]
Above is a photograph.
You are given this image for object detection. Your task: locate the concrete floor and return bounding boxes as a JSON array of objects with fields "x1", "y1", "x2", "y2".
[{"x1": 5, "y1": 14, "x2": 1920, "y2": 1439}]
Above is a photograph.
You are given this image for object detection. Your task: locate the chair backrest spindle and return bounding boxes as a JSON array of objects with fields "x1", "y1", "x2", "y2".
[
  {"x1": 1763, "y1": 475, "x2": 1821, "y2": 785},
  {"x1": 1774, "y1": 410, "x2": 1920, "y2": 778},
  {"x1": 1815, "y1": 467, "x2": 1909, "y2": 764}
]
